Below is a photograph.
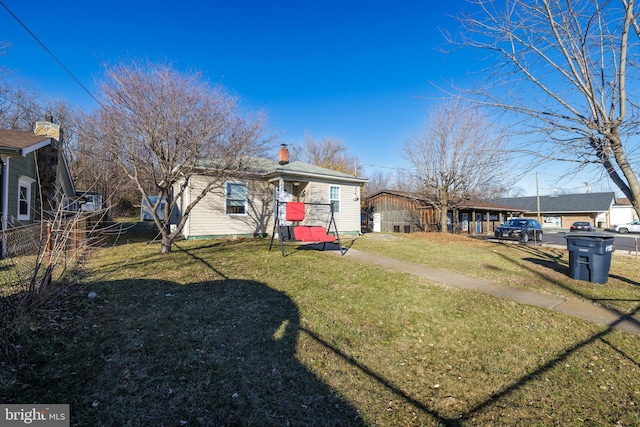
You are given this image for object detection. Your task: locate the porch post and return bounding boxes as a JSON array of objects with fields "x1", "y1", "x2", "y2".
[
  {"x1": 472, "y1": 209, "x2": 477, "y2": 234},
  {"x1": 485, "y1": 212, "x2": 491, "y2": 235}
]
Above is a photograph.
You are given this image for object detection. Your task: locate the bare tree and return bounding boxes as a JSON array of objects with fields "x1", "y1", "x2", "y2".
[
  {"x1": 402, "y1": 100, "x2": 508, "y2": 232},
  {"x1": 298, "y1": 132, "x2": 360, "y2": 175},
  {"x1": 0, "y1": 76, "x2": 41, "y2": 131},
  {"x1": 362, "y1": 168, "x2": 417, "y2": 195},
  {"x1": 451, "y1": 0, "x2": 640, "y2": 218},
  {"x1": 363, "y1": 170, "x2": 395, "y2": 196},
  {"x1": 90, "y1": 59, "x2": 270, "y2": 253},
  {"x1": 69, "y1": 110, "x2": 137, "y2": 216}
]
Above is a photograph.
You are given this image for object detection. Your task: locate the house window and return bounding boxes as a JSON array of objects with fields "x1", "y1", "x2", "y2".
[
  {"x1": 226, "y1": 182, "x2": 248, "y2": 215},
  {"x1": 17, "y1": 176, "x2": 35, "y2": 221},
  {"x1": 329, "y1": 185, "x2": 340, "y2": 213}
]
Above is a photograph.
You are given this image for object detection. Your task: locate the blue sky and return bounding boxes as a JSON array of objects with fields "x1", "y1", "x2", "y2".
[{"x1": 0, "y1": 0, "x2": 614, "y2": 196}]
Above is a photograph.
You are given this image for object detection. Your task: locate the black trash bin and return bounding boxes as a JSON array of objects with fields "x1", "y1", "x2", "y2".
[{"x1": 564, "y1": 232, "x2": 615, "y2": 284}]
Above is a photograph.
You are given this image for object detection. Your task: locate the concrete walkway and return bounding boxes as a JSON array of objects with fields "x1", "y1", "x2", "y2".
[{"x1": 341, "y1": 248, "x2": 640, "y2": 336}]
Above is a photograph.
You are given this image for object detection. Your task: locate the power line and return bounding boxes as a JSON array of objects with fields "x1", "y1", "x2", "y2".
[
  {"x1": 0, "y1": 0, "x2": 102, "y2": 107},
  {"x1": 361, "y1": 162, "x2": 416, "y2": 172}
]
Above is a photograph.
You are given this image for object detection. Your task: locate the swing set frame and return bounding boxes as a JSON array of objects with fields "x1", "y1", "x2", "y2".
[{"x1": 269, "y1": 201, "x2": 346, "y2": 256}]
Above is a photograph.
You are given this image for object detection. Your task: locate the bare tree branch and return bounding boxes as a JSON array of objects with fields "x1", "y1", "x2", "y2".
[
  {"x1": 401, "y1": 99, "x2": 510, "y2": 232},
  {"x1": 449, "y1": 0, "x2": 640, "y2": 216},
  {"x1": 87, "y1": 59, "x2": 271, "y2": 253}
]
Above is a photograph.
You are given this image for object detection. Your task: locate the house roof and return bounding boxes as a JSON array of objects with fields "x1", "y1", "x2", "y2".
[
  {"x1": 614, "y1": 197, "x2": 631, "y2": 206},
  {"x1": 197, "y1": 157, "x2": 368, "y2": 184},
  {"x1": 0, "y1": 129, "x2": 52, "y2": 156},
  {"x1": 492, "y1": 192, "x2": 616, "y2": 213},
  {"x1": 264, "y1": 160, "x2": 367, "y2": 184},
  {"x1": 366, "y1": 189, "x2": 526, "y2": 212}
]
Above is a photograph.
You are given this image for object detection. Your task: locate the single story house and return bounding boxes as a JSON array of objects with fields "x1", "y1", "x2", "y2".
[
  {"x1": 364, "y1": 190, "x2": 525, "y2": 234},
  {"x1": 0, "y1": 123, "x2": 76, "y2": 232},
  {"x1": 491, "y1": 192, "x2": 617, "y2": 229},
  {"x1": 173, "y1": 146, "x2": 368, "y2": 239}
]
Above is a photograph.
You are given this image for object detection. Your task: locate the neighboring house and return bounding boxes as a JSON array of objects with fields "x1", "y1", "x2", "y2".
[
  {"x1": 173, "y1": 146, "x2": 367, "y2": 239},
  {"x1": 491, "y1": 192, "x2": 617, "y2": 229},
  {"x1": 76, "y1": 190, "x2": 103, "y2": 212},
  {"x1": 364, "y1": 190, "x2": 525, "y2": 234},
  {"x1": 141, "y1": 196, "x2": 167, "y2": 221},
  {"x1": 0, "y1": 123, "x2": 76, "y2": 232},
  {"x1": 609, "y1": 197, "x2": 638, "y2": 226}
]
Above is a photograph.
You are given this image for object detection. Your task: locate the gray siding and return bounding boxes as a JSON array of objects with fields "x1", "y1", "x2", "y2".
[{"x1": 6, "y1": 153, "x2": 37, "y2": 227}]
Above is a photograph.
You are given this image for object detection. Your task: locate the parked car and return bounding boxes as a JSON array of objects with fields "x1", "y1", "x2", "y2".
[
  {"x1": 612, "y1": 220, "x2": 640, "y2": 234},
  {"x1": 570, "y1": 221, "x2": 594, "y2": 232},
  {"x1": 495, "y1": 218, "x2": 543, "y2": 242}
]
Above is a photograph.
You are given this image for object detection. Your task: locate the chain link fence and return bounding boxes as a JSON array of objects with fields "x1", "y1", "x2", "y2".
[{"x1": 0, "y1": 213, "x2": 98, "y2": 343}]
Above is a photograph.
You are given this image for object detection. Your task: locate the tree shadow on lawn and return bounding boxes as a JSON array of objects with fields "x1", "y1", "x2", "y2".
[
  {"x1": 3, "y1": 278, "x2": 364, "y2": 426},
  {"x1": 494, "y1": 243, "x2": 640, "y2": 326}
]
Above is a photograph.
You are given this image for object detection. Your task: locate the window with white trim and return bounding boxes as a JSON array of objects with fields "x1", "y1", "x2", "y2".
[
  {"x1": 329, "y1": 185, "x2": 340, "y2": 213},
  {"x1": 17, "y1": 176, "x2": 35, "y2": 221},
  {"x1": 226, "y1": 182, "x2": 248, "y2": 215}
]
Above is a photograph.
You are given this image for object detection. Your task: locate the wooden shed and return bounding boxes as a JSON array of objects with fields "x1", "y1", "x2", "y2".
[{"x1": 364, "y1": 190, "x2": 525, "y2": 234}]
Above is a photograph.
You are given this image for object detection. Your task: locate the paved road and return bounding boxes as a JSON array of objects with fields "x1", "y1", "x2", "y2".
[{"x1": 540, "y1": 230, "x2": 640, "y2": 255}]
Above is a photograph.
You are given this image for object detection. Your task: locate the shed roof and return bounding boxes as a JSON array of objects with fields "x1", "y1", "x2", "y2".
[
  {"x1": 366, "y1": 189, "x2": 526, "y2": 212},
  {"x1": 492, "y1": 192, "x2": 615, "y2": 213}
]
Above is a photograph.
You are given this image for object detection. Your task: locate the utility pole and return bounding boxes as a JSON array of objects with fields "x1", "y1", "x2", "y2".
[{"x1": 536, "y1": 172, "x2": 541, "y2": 223}]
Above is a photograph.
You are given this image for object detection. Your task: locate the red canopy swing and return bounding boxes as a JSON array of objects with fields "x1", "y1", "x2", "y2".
[{"x1": 269, "y1": 201, "x2": 345, "y2": 256}]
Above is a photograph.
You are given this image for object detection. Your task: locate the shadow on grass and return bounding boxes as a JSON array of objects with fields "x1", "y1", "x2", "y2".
[
  {"x1": 3, "y1": 278, "x2": 364, "y2": 426},
  {"x1": 302, "y1": 313, "x2": 640, "y2": 427},
  {"x1": 522, "y1": 257, "x2": 569, "y2": 275},
  {"x1": 273, "y1": 240, "x2": 357, "y2": 257},
  {"x1": 459, "y1": 315, "x2": 640, "y2": 424}
]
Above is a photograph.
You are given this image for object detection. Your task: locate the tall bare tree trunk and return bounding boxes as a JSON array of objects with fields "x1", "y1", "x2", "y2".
[{"x1": 439, "y1": 203, "x2": 449, "y2": 233}]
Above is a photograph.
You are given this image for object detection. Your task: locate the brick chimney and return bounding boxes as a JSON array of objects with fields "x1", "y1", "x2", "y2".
[{"x1": 278, "y1": 144, "x2": 289, "y2": 165}]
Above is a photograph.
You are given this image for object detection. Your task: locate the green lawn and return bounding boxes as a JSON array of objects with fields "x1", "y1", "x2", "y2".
[
  {"x1": 2, "y1": 229, "x2": 639, "y2": 426},
  {"x1": 354, "y1": 232, "x2": 640, "y2": 313}
]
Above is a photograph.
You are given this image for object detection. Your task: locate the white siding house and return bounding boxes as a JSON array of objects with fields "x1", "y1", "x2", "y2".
[
  {"x1": 174, "y1": 148, "x2": 367, "y2": 240},
  {"x1": 610, "y1": 197, "x2": 638, "y2": 226}
]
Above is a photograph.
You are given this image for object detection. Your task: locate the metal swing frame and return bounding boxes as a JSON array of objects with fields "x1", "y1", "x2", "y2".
[{"x1": 269, "y1": 201, "x2": 345, "y2": 256}]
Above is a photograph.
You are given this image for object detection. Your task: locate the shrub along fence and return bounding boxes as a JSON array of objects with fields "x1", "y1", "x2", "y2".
[{"x1": 0, "y1": 213, "x2": 95, "y2": 344}]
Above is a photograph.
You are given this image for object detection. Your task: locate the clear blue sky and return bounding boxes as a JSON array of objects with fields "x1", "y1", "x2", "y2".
[{"x1": 0, "y1": 0, "x2": 612, "y2": 196}]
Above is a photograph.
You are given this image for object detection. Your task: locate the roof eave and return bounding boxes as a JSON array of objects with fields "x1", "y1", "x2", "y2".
[
  {"x1": 18, "y1": 138, "x2": 52, "y2": 156},
  {"x1": 265, "y1": 169, "x2": 368, "y2": 184},
  {"x1": 0, "y1": 148, "x2": 21, "y2": 156}
]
